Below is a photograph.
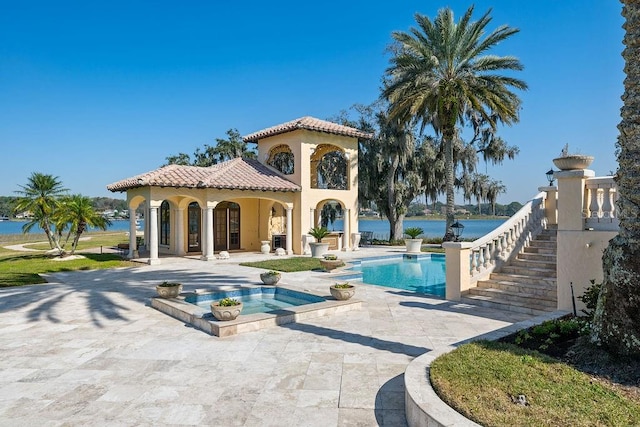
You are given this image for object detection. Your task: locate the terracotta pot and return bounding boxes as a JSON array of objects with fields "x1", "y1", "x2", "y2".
[
  {"x1": 330, "y1": 285, "x2": 356, "y2": 300},
  {"x1": 210, "y1": 302, "x2": 243, "y2": 321}
]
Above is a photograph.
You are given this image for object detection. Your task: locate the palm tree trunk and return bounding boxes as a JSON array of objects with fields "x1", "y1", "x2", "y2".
[
  {"x1": 591, "y1": 0, "x2": 640, "y2": 356},
  {"x1": 443, "y1": 130, "x2": 456, "y2": 241},
  {"x1": 387, "y1": 153, "x2": 404, "y2": 240}
]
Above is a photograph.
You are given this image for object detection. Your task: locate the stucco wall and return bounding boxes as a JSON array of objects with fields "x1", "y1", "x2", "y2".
[{"x1": 557, "y1": 230, "x2": 616, "y2": 313}]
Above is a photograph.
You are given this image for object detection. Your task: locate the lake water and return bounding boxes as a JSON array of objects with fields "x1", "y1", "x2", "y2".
[{"x1": 0, "y1": 218, "x2": 505, "y2": 240}]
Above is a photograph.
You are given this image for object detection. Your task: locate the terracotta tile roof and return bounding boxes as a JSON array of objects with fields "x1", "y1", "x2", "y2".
[
  {"x1": 243, "y1": 116, "x2": 373, "y2": 142},
  {"x1": 107, "y1": 158, "x2": 301, "y2": 193}
]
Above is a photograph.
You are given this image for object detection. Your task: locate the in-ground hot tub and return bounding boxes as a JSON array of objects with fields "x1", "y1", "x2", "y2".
[{"x1": 152, "y1": 285, "x2": 361, "y2": 337}]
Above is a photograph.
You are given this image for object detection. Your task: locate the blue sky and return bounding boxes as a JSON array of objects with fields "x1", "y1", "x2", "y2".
[{"x1": 0, "y1": 1, "x2": 624, "y2": 204}]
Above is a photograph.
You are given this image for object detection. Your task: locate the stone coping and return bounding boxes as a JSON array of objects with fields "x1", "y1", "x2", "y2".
[
  {"x1": 151, "y1": 284, "x2": 362, "y2": 337},
  {"x1": 404, "y1": 310, "x2": 570, "y2": 427}
]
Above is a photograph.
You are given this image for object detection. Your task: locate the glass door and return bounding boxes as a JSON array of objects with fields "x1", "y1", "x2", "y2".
[{"x1": 187, "y1": 202, "x2": 201, "y2": 252}]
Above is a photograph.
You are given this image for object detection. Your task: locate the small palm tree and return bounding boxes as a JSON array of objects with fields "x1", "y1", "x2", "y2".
[
  {"x1": 383, "y1": 5, "x2": 527, "y2": 240},
  {"x1": 62, "y1": 195, "x2": 111, "y2": 255},
  {"x1": 14, "y1": 172, "x2": 67, "y2": 252}
]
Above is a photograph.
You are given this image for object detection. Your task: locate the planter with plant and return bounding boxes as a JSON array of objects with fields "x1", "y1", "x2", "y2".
[
  {"x1": 404, "y1": 227, "x2": 424, "y2": 253},
  {"x1": 552, "y1": 144, "x2": 594, "y2": 170},
  {"x1": 210, "y1": 297, "x2": 243, "y2": 321},
  {"x1": 320, "y1": 254, "x2": 345, "y2": 272},
  {"x1": 330, "y1": 282, "x2": 356, "y2": 300},
  {"x1": 156, "y1": 281, "x2": 183, "y2": 298},
  {"x1": 260, "y1": 270, "x2": 281, "y2": 285},
  {"x1": 308, "y1": 226, "x2": 330, "y2": 258}
]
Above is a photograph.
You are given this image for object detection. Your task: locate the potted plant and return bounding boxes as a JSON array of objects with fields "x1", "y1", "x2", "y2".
[
  {"x1": 210, "y1": 297, "x2": 243, "y2": 321},
  {"x1": 156, "y1": 281, "x2": 182, "y2": 298},
  {"x1": 320, "y1": 254, "x2": 345, "y2": 272},
  {"x1": 260, "y1": 270, "x2": 281, "y2": 285},
  {"x1": 404, "y1": 227, "x2": 424, "y2": 253},
  {"x1": 308, "y1": 226, "x2": 330, "y2": 258},
  {"x1": 552, "y1": 144, "x2": 594, "y2": 170},
  {"x1": 330, "y1": 282, "x2": 356, "y2": 300}
]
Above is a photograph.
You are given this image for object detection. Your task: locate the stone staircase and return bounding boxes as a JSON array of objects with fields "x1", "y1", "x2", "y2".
[{"x1": 461, "y1": 225, "x2": 557, "y2": 315}]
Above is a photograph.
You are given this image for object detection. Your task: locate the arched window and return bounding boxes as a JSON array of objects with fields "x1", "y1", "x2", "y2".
[
  {"x1": 267, "y1": 145, "x2": 295, "y2": 175},
  {"x1": 310, "y1": 144, "x2": 348, "y2": 190},
  {"x1": 160, "y1": 201, "x2": 170, "y2": 246}
]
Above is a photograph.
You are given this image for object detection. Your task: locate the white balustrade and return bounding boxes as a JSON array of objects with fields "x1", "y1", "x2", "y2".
[
  {"x1": 465, "y1": 192, "x2": 546, "y2": 284},
  {"x1": 584, "y1": 177, "x2": 619, "y2": 231}
]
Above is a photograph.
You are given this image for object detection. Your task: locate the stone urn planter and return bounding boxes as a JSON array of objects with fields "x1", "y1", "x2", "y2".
[
  {"x1": 210, "y1": 298, "x2": 243, "y2": 321},
  {"x1": 260, "y1": 240, "x2": 271, "y2": 254},
  {"x1": 404, "y1": 227, "x2": 424, "y2": 254},
  {"x1": 320, "y1": 255, "x2": 345, "y2": 272},
  {"x1": 309, "y1": 226, "x2": 330, "y2": 258},
  {"x1": 260, "y1": 271, "x2": 281, "y2": 285},
  {"x1": 156, "y1": 282, "x2": 182, "y2": 298},
  {"x1": 552, "y1": 154, "x2": 594, "y2": 170},
  {"x1": 309, "y1": 242, "x2": 330, "y2": 258},
  {"x1": 330, "y1": 283, "x2": 356, "y2": 300}
]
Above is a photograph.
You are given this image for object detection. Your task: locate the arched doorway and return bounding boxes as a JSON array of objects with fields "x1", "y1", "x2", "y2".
[
  {"x1": 187, "y1": 202, "x2": 201, "y2": 253},
  {"x1": 214, "y1": 202, "x2": 240, "y2": 251}
]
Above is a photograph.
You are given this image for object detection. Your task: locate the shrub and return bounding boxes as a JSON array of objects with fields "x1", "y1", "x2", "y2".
[
  {"x1": 577, "y1": 279, "x2": 602, "y2": 320},
  {"x1": 219, "y1": 297, "x2": 241, "y2": 306},
  {"x1": 404, "y1": 227, "x2": 424, "y2": 239}
]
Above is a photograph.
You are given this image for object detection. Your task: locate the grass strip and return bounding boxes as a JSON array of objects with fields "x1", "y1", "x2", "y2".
[
  {"x1": 240, "y1": 257, "x2": 322, "y2": 272},
  {"x1": 430, "y1": 341, "x2": 640, "y2": 426}
]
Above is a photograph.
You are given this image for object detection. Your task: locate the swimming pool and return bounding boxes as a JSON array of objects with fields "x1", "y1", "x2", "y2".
[
  {"x1": 346, "y1": 254, "x2": 446, "y2": 297},
  {"x1": 184, "y1": 287, "x2": 325, "y2": 315}
]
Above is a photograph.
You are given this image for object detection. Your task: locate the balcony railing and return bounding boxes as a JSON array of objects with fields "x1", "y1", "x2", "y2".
[{"x1": 584, "y1": 176, "x2": 619, "y2": 231}]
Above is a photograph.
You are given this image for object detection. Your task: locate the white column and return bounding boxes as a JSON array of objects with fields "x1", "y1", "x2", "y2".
[
  {"x1": 201, "y1": 206, "x2": 215, "y2": 261},
  {"x1": 148, "y1": 207, "x2": 160, "y2": 265},
  {"x1": 175, "y1": 208, "x2": 185, "y2": 256},
  {"x1": 286, "y1": 207, "x2": 293, "y2": 255},
  {"x1": 128, "y1": 214, "x2": 138, "y2": 259},
  {"x1": 309, "y1": 208, "x2": 316, "y2": 229},
  {"x1": 342, "y1": 208, "x2": 350, "y2": 251}
]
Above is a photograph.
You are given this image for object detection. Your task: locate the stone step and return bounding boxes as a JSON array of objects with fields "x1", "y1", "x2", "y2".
[
  {"x1": 535, "y1": 234, "x2": 557, "y2": 241},
  {"x1": 517, "y1": 252, "x2": 557, "y2": 262},
  {"x1": 489, "y1": 272, "x2": 557, "y2": 287},
  {"x1": 528, "y1": 240, "x2": 557, "y2": 249},
  {"x1": 510, "y1": 258, "x2": 557, "y2": 270},
  {"x1": 523, "y1": 246, "x2": 556, "y2": 255},
  {"x1": 500, "y1": 265, "x2": 557, "y2": 277},
  {"x1": 460, "y1": 294, "x2": 554, "y2": 316},
  {"x1": 466, "y1": 287, "x2": 557, "y2": 308},
  {"x1": 476, "y1": 279, "x2": 557, "y2": 298}
]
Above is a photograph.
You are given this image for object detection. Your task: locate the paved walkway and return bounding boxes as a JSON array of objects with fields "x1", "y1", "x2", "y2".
[{"x1": 0, "y1": 248, "x2": 532, "y2": 426}]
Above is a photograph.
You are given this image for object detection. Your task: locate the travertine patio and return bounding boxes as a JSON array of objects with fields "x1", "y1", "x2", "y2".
[{"x1": 0, "y1": 248, "x2": 533, "y2": 426}]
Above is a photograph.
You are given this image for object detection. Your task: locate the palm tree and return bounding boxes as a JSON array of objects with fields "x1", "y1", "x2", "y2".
[
  {"x1": 591, "y1": 1, "x2": 640, "y2": 356},
  {"x1": 62, "y1": 195, "x2": 111, "y2": 255},
  {"x1": 14, "y1": 172, "x2": 67, "y2": 252},
  {"x1": 486, "y1": 179, "x2": 506, "y2": 216},
  {"x1": 383, "y1": 5, "x2": 527, "y2": 240}
]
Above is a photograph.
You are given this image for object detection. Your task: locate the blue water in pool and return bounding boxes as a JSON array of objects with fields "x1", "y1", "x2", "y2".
[
  {"x1": 348, "y1": 254, "x2": 446, "y2": 297},
  {"x1": 184, "y1": 287, "x2": 325, "y2": 315}
]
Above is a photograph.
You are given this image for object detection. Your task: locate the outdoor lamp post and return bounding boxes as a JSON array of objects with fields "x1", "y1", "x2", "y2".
[
  {"x1": 546, "y1": 168, "x2": 555, "y2": 186},
  {"x1": 451, "y1": 220, "x2": 464, "y2": 242}
]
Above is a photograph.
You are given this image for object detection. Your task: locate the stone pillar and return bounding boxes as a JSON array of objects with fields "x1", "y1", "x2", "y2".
[
  {"x1": 148, "y1": 207, "x2": 160, "y2": 265},
  {"x1": 201, "y1": 206, "x2": 215, "y2": 261},
  {"x1": 342, "y1": 208, "x2": 350, "y2": 251},
  {"x1": 128, "y1": 214, "x2": 138, "y2": 259},
  {"x1": 538, "y1": 186, "x2": 558, "y2": 226},
  {"x1": 175, "y1": 208, "x2": 185, "y2": 256},
  {"x1": 286, "y1": 207, "x2": 293, "y2": 255},
  {"x1": 442, "y1": 241, "x2": 472, "y2": 301},
  {"x1": 310, "y1": 208, "x2": 316, "y2": 229}
]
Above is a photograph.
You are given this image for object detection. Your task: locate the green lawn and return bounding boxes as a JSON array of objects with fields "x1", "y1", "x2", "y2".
[
  {"x1": 240, "y1": 257, "x2": 322, "y2": 272},
  {"x1": 430, "y1": 341, "x2": 640, "y2": 426},
  {"x1": 23, "y1": 232, "x2": 129, "y2": 251},
  {"x1": 0, "y1": 233, "x2": 138, "y2": 287}
]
